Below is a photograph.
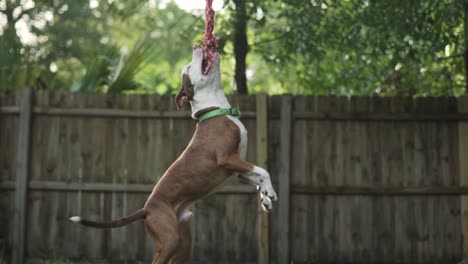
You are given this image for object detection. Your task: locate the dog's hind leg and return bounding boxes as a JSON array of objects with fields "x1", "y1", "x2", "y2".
[
  {"x1": 147, "y1": 206, "x2": 180, "y2": 264},
  {"x1": 169, "y1": 217, "x2": 192, "y2": 264}
]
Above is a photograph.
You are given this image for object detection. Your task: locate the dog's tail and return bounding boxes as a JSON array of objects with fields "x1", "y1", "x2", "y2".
[{"x1": 69, "y1": 208, "x2": 146, "y2": 228}]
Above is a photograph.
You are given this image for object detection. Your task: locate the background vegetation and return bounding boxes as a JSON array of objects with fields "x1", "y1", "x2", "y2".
[{"x1": 0, "y1": 0, "x2": 466, "y2": 96}]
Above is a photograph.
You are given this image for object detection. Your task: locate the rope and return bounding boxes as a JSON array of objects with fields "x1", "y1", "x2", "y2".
[{"x1": 202, "y1": 0, "x2": 218, "y2": 74}]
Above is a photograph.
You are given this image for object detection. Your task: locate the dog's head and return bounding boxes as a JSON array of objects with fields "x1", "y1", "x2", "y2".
[{"x1": 175, "y1": 45, "x2": 221, "y2": 110}]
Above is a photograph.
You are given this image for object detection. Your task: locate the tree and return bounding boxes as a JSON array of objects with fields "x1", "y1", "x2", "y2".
[
  {"x1": 0, "y1": 0, "x2": 195, "y2": 92},
  {"x1": 0, "y1": 0, "x2": 119, "y2": 89},
  {"x1": 232, "y1": 0, "x2": 249, "y2": 94},
  {"x1": 248, "y1": 0, "x2": 465, "y2": 96},
  {"x1": 216, "y1": 0, "x2": 266, "y2": 95},
  {"x1": 0, "y1": 0, "x2": 465, "y2": 96},
  {"x1": 464, "y1": 0, "x2": 468, "y2": 94}
]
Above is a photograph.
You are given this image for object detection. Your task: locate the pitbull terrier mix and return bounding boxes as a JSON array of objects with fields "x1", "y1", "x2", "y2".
[{"x1": 70, "y1": 46, "x2": 277, "y2": 264}]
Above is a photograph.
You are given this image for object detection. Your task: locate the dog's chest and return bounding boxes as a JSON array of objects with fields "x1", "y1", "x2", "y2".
[{"x1": 226, "y1": 116, "x2": 248, "y2": 160}]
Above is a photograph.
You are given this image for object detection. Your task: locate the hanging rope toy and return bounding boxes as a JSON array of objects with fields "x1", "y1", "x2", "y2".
[{"x1": 202, "y1": 0, "x2": 219, "y2": 75}]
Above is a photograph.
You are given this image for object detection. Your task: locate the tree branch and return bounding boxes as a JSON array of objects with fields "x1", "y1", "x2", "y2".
[
  {"x1": 252, "y1": 32, "x2": 289, "y2": 46},
  {"x1": 13, "y1": 7, "x2": 36, "y2": 23},
  {"x1": 437, "y1": 53, "x2": 464, "y2": 61}
]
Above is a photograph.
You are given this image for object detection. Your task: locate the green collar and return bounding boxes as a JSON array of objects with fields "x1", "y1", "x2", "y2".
[{"x1": 198, "y1": 108, "x2": 240, "y2": 122}]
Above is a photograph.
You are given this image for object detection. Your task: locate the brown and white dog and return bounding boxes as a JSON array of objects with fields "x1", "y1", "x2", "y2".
[{"x1": 69, "y1": 46, "x2": 277, "y2": 264}]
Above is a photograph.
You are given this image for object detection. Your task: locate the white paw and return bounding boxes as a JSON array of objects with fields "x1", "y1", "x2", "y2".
[
  {"x1": 267, "y1": 188, "x2": 278, "y2": 202},
  {"x1": 258, "y1": 185, "x2": 278, "y2": 202},
  {"x1": 260, "y1": 196, "x2": 272, "y2": 212}
]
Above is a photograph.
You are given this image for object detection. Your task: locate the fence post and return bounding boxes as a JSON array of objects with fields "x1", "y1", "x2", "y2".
[
  {"x1": 459, "y1": 97, "x2": 468, "y2": 256},
  {"x1": 278, "y1": 95, "x2": 292, "y2": 264},
  {"x1": 256, "y1": 94, "x2": 269, "y2": 264},
  {"x1": 13, "y1": 87, "x2": 33, "y2": 264}
]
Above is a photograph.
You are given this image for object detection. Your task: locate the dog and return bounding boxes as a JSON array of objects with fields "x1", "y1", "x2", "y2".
[{"x1": 69, "y1": 45, "x2": 278, "y2": 264}]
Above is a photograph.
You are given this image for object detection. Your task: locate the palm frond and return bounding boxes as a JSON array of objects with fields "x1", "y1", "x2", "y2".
[
  {"x1": 70, "y1": 54, "x2": 114, "y2": 92},
  {"x1": 108, "y1": 36, "x2": 157, "y2": 93}
]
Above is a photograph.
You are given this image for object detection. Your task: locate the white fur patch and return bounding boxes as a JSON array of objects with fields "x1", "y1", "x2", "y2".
[
  {"x1": 190, "y1": 89, "x2": 231, "y2": 119},
  {"x1": 252, "y1": 166, "x2": 268, "y2": 177},
  {"x1": 226, "y1": 115, "x2": 248, "y2": 160},
  {"x1": 69, "y1": 216, "x2": 81, "y2": 223},
  {"x1": 178, "y1": 211, "x2": 193, "y2": 222},
  {"x1": 183, "y1": 47, "x2": 231, "y2": 119}
]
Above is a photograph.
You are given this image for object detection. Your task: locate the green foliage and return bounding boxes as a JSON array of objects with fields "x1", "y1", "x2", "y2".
[
  {"x1": 70, "y1": 54, "x2": 114, "y2": 92},
  {"x1": 120, "y1": 2, "x2": 202, "y2": 94},
  {"x1": 247, "y1": 0, "x2": 465, "y2": 96},
  {"x1": 109, "y1": 37, "x2": 157, "y2": 93},
  {"x1": 0, "y1": 65, "x2": 54, "y2": 90},
  {"x1": 0, "y1": 0, "x2": 116, "y2": 90},
  {"x1": 0, "y1": 0, "x2": 465, "y2": 96},
  {"x1": 68, "y1": 1, "x2": 202, "y2": 94},
  {"x1": 69, "y1": 36, "x2": 161, "y2": 93}
]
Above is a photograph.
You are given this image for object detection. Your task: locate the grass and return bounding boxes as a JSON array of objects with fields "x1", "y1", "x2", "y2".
[
  {"x1": 0, "y1": 240, "x2": 79, "y2": 264},
  {"x1": 0, "y1": 240, "x2": 8, "y2": 264},
  {"x1": 43, "y1": 259, "x2": 76, "y2": 264}
]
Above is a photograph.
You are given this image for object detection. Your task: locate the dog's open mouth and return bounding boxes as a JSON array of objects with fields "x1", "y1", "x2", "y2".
[
  {"x1": 202, "y1": 46, "x2": 217, "y2": 75},
  {"x1": 202, "y1": 56, "x2": 209, "y2": 75}
]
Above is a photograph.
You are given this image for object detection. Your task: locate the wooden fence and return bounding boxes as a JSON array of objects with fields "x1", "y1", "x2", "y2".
[{"x1": 1, "y1": 88, "x2": 468, "y2": 264}]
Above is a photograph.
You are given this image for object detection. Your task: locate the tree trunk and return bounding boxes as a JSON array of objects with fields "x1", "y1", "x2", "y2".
[
  {"x1": 2, "y1": 1, "x2": 22, "y2": 61},
  {"x1": 464, "y1": 1, "x2": 468, "y2": 94},
  {"x1": 233, "y1": 0, "x2": 249, "y2": 94}
]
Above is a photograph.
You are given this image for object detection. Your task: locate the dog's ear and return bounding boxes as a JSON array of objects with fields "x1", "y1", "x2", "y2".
[{"x1": 175, "y1": 74, "x2": 194, "y2": 110}]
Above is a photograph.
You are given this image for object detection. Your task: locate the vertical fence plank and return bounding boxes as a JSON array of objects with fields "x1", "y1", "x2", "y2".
[
  {"x1": 459, "y1": 97, "x2": 468, "y2": 256},
  {"x1": 13, "y1": 87, "x2": 32, "y2": 264},
  {"x1": 256, "y1": 94, "x2": 269, "y2": 264},
  {"x1": 278, "y1": 95, "x2": 292, "y2": 264}
]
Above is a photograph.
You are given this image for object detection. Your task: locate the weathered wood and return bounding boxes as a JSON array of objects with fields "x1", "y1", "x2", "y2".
[
  {"x1": 289, "y1": 96, "x2": 310, "y2": 261},
  {"x1": 0, "y1": 106, "x2": 257, "y2": 119},
  {"x1": 12, "y1": 87, "x2": 32, "y2": 264},
  {"x1": 293, "y1": 186, "x2": 468, "y2": 195},
  {"x1": 0, "y1": 182, "x2": 255, "y2": 193},
  {"x1": 0, "y1": 106, "x2": 19, "y2": 114},
  {"x1": 294, "y1": 111, "x2": 468, "y2": 121},
  {"x1": 3, "y1": 106, "x2": 468, "y2": 121},
  {"x1": 0, "y1": 90, "x2": 18, "y2": 251},
  {"x1": 3, "y1": 181, "x2": 468, "y2": 195},
  {"x1": 1, "y1": 92, "x2": 465, "y2": 263},
  {"x1": 459, "y1": 97, "x2": 468, "y2": 256},
  {"x1": 256, "y1": 94, "x2": 269, "y2": 264},
  {"x1": 36, "y1": 107, "x2": 191, "y2": 118},
  {"x1": 278, "y1": 95, "x2": 292, "y2": 264}
]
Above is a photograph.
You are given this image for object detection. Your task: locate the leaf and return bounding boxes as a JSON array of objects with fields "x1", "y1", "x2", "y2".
[{"x1": 108, "y1": 36, "x2": 157, "y2": 93}]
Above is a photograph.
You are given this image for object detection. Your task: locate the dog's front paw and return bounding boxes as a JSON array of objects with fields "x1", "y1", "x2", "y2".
[
  {"x1": 267, "y1": 188, "x2": 278, "y2": 202},
  {"x1": 258, "y1": 185, "x2": 278, "y2": 203}
]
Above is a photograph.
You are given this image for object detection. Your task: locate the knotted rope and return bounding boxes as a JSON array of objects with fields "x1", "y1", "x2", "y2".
[{"x1": 202, "y1": 0, "x2": 219, "y2": 74}]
